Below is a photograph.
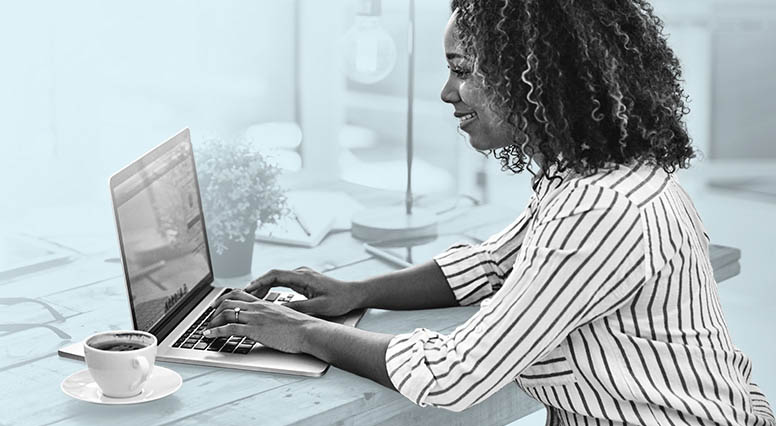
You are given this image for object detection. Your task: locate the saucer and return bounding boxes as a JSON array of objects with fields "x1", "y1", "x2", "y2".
[{"x1": 61, "y1": 366, "x2": 182, "y2": 405}]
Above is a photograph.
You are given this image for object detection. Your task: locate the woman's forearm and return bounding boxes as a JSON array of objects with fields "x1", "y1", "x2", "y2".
[
  {"x1": 295, "y1": 261, "x2": 456, "y2": 389},
  {"x1": 354, "y1": 260, "x2": 457, "y2": 311},
  {"x1": 302, "y1": 319, "x2": 396, "y2": 391},
  {"x1": 297, "y1": 261, "x2": 454, "y2": 391}
]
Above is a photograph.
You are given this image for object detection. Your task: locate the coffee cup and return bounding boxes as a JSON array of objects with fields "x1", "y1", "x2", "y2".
[{"x1": 83, "y1": 330, "x2": 157, "y2": 398}]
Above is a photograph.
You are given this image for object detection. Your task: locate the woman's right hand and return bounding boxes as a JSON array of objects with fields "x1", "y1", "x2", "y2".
[{"x1": 244, "y1": 267, "x2": 364, "y2": 317}]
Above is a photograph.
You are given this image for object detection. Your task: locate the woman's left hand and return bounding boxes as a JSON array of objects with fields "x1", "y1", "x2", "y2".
[{"x1": 203, "y1": 289, "x2": 319, "y2": 354}]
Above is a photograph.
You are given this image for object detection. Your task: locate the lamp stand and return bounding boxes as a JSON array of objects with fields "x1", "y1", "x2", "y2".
[{"x1": 350, "y1": 0, "x2": 438, "y2": 241}]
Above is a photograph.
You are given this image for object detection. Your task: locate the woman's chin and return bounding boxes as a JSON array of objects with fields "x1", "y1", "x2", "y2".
[
  {"x1": 467, "y1": 136, "x2": 498, "y2": 151},
  {"x1": 466, "y1": 135, "x2": 486, "y2": 150},
  {"x1": 466, "y1": 131, "x2": 513, "y2": 151}
]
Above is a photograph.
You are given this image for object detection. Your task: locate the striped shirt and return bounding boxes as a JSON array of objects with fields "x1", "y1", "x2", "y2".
[{"x1": 385, "y1": 162, "x2": 774, "y2": 425}]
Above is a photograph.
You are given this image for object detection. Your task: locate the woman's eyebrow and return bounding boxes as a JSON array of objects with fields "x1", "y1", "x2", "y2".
[{"x1": 446, "y1": 52, "x2": 466, "y2": 60}]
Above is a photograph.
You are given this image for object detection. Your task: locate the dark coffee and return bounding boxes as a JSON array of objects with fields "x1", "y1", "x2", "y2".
[{"x1": 91, "y1": 341, "x2": 148, "y2": 352}]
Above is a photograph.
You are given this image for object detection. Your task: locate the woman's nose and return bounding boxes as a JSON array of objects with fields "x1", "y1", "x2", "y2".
[{"x1": 440, "y1": 78, "x2": 460, "y2": 104}]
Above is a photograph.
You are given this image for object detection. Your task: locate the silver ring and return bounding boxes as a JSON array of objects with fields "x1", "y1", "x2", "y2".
[{"x1": 233, "y1": 307, "x2": 241, "y2": 323}]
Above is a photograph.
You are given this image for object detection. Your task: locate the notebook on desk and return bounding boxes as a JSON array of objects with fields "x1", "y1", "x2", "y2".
[{"x1": 255, "y1": 191, "x2": 363, "y2": 248}]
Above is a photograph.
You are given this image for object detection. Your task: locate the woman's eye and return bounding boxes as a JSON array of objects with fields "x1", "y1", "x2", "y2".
[{"x1": 448, "y1": 65, "x2": 471, "y2": 79}]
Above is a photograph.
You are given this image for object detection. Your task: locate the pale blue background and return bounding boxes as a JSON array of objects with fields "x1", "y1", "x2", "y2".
[{"x1": 1, "y1": 1, "x2": 774, "y2": 423}]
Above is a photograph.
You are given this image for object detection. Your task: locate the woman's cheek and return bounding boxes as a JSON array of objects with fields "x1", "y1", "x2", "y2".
[{"x1": 459, "y1": 83, "x2": 472, "y2": 105}]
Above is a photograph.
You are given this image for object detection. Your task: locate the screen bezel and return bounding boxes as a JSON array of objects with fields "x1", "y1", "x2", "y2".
[{"x1": 108, "y1": 128, "x2": 215, "y2": 338}]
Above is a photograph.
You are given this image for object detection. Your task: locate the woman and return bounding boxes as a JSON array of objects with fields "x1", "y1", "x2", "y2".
[{"x1": 204, "y1": 1, "x2": 774, "y2": 424}]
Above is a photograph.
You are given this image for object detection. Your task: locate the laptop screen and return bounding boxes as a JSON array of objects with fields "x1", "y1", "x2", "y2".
[{"x1": 111, "y1": 131, "x2": 211, "y2": 332}]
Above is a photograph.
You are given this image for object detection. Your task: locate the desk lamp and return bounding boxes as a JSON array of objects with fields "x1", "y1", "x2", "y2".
[{"x1": 346, "y1": 0, "x2": 438, "y2": 241}]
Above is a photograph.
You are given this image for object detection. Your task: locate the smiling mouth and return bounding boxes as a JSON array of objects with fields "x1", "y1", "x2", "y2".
[{"x1": 457, "y1": 112, "x2": 478, "y2": 128}]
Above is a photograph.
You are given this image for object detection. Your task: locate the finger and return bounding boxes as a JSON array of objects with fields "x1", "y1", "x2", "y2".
[
  {"x1": 203, "y1": 323, "x2": 253, "y2": 338},
  {"x1": 208, "y1": 302, "x2": 257, "y2": 328},
  {"x1": 245, "y1": 269, "x2": 310, "y2": 297},
  {"x1": 212, "y1": 299, "x2": 255, "y2": 320},
  {"x1": 214, "y1": 289, "x2": 259, "y2": 307},
  {"x1": 206, "y1": 310, "x2": 232, "y2": 328},
  {"x1": 212, "y1": 289, "x2": 258, "y2": 307},
  {"x1": 244, "y1": 269, "x2": 285, "y2": 296}
]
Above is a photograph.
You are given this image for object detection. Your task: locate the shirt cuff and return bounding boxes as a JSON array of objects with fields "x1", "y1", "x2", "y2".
[
  {"x1": 433, "y1": 244, "x2": 499, "y2": 305},
  {"x1": 385, "y1": 329, "x2": 440, "y2": 406}
]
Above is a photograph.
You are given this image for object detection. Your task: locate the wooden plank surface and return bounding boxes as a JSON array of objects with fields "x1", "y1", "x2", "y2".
[{"x1": 1, "y1": 273, "x2": 541, "y2": 426}]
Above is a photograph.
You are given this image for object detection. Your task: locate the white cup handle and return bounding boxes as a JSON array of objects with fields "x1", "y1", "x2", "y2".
[{"x1": 131, "y1": 356, "x2": 151, "y2": 391}]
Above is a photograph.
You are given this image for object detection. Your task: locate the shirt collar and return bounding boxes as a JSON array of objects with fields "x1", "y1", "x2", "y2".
[
  {"x1": 531, "y1": 164, "x2": 572, "y2": 201},
  {"x1": 530, "y1": 159, "x2": 645, "y2": 201}
]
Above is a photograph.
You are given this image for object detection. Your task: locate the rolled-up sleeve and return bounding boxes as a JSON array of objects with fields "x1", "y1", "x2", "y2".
[
  {"x1": 387, "y1": 184, "x2": 649, "y2": 411},
  {"x1": 433, "y1": 205, "x2": 533, "y2": 306}
]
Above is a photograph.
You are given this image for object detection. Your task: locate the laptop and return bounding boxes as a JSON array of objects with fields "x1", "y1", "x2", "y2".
[{"x1": 57, "y1": 128, "x2": 365, "y2": 377}]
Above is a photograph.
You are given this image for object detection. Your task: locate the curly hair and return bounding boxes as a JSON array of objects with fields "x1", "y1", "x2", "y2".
[{"x1": 450, "y1": 0, "x2": 695, "y2": 179}]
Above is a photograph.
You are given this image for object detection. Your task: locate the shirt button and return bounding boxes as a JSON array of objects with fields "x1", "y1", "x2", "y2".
[{"x1": 475, "y1": 325, "x2": 485, "y2": 334}]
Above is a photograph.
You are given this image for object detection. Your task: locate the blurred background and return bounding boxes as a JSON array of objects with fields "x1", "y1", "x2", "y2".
[{"x1": 1, "y1": 0, "x2": 774, "y2": 422}]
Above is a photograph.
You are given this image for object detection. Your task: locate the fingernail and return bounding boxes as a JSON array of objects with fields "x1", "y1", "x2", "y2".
[{"x1": 203, "y1": 329, "x2": 211, "y2": 336}]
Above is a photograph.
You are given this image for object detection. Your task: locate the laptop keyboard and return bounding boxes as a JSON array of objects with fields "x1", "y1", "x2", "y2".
[{"x1": 171, "y1": 291, "x2": 293, "y2": 354}]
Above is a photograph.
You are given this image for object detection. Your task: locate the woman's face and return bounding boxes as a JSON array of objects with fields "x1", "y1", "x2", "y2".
[{"x1": 441, "y1": 11, "x2": 513, "y2": 151}]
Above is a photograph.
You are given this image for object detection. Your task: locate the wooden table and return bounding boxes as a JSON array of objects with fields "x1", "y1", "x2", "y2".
[{"x1": 0, "y1": 199, "x2": 741, "y2": 426}]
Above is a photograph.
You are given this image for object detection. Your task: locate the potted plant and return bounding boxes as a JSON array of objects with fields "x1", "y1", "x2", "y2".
[{"x1": 196, "y1": 137, "x2": 287, "y2": 278}]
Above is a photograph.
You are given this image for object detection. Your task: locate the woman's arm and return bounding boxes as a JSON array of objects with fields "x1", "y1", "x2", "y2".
[
  {"x1": 355, "y1": 260, "x2": 458, "y2": 310},
  {"x1": 243, "y1": 260, "x2": 458, "y2": 316},
  {"x1": 207, "y1": 262, "x2": 460, "y2": 391},
  {"x1": 204, "y1": 294, "x2": 397, "y2": 390},
  {"x1": 302, "y1": 320, "x2": 396, "y2": 390},
  {"x1": 246, "y1": 205, "x2": 534, "y2": 316}
]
